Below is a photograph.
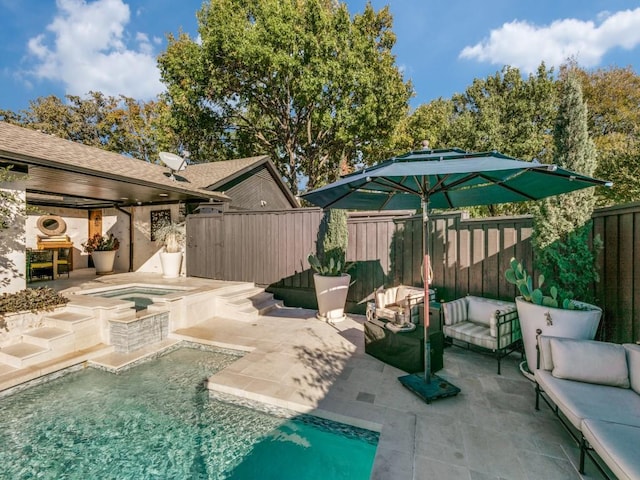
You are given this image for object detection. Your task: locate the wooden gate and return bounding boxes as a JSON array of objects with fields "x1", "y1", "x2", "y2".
[{"x1": 186, "y1": 213, "x2": 224, "y2": 279}]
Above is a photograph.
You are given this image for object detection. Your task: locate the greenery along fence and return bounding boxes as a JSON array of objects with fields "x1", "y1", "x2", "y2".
[{"x1": 185, "y1": 203, "x2": 640, "y2": 344}]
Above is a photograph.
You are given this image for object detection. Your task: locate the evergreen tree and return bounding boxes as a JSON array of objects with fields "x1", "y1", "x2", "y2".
[{"x1": 532, "y1": 68, "x2": 600, "y2": 302}]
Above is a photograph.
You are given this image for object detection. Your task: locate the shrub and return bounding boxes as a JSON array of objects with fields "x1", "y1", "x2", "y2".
[{"x1": 0, "y1": 288, "x2": 69, "y2": 329}]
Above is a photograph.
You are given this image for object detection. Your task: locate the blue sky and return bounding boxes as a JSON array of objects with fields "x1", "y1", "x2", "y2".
[{"x1": 1, "y1": 0, "x2": 639, "y2": 113}]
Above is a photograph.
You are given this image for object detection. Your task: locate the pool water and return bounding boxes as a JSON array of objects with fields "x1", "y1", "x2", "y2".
[
  {"x1": 86, "y1": 286, "x2": 186, "y2": 311},
  {"x1": 0, "y1": 348, "x2": 378, "y2": 479}
]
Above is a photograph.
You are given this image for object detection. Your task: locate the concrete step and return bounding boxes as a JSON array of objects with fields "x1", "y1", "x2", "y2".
[
  {"x1": 225, "y1": 287, "x2": 273, "y2": 306},
  {"x1": 237, "y1": 296, "x2": 283, "y2": 315},
  {"x1": 45, "y1": 311, "x2": 94, "y2": 331},
  {"x1": 0, "y1": 342, "x2": 49, "y2": 368},
  {"x1": 215, "y1": 283, "x2": 262, "y2": 300},
  {"x1": 22, "y1": 327, "x2": 73, "y2": 349}
]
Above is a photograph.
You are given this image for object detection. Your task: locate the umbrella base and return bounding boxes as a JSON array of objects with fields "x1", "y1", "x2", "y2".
[{"x1": 398, "y1": 373, "x2": 461, "y2": 404}]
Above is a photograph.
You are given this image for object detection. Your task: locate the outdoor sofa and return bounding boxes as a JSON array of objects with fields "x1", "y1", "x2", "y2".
[
  {"x1": 535, "y1": 335, "x2": 640, "y2": 480},
  {"x1": 441, "y1": 295, "x2": 521, "y2": 374}
]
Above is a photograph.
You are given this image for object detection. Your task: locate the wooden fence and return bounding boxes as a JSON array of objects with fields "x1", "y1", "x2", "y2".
[{"x1": 186, "y1": 203, "x2": 640, "y2": 343}]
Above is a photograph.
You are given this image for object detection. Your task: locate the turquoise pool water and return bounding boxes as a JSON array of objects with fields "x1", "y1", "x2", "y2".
[{"x1": 0, "y1": 348, "x2": 378, "y2": 479}]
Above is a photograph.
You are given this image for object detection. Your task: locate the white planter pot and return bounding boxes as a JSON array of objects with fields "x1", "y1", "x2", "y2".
[
  {"x1": 160, "y1": 251, "x2": 183, "y2": 278},
  {"x1": 91, "y1": 250, "x2": 117, "y2": 275},
  {"x1": 313, "y1": 273, "x2": 351, "y2": 323},
  {"x1": 516, "y1": 296, "x2": 602, "y2": 374}
]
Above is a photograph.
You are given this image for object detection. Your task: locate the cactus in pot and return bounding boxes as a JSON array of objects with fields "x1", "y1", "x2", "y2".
[{"x1": 505, "y1": 257, "x2": 577, "y2": 310}]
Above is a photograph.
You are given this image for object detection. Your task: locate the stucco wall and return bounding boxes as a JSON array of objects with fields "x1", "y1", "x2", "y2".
[
  {"x1": 1, "y1": 177, "x2": 26, "y2": 293},
  {"x1": 133, "y1": 204, "x2": 185, "y2": 274}
]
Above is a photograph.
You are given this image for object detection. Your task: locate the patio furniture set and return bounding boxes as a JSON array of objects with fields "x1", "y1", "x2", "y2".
[{"x1": 363, "y1": 285, "x2": 640, "y2": 478}]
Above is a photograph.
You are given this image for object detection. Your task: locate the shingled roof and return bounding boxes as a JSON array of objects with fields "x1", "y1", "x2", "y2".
[
  {"x1": 182, "y1": 156, "x2": 270, "y2": 189},
  {"x1": 0, "y1": 121, "x2": 228, "y2": 207}
]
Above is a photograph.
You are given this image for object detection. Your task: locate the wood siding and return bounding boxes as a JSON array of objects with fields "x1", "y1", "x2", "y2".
[
  {"x1": 217, "y1": 164, "x2": 294, "y2": 211},
  {"x1": 186, "y1": 203, "x2": 640, "y2": 343}
]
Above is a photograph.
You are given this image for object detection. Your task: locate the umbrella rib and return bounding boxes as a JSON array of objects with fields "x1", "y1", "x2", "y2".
[{"x1": 370, "y1": 177, "x2": 421, "y2": 196}]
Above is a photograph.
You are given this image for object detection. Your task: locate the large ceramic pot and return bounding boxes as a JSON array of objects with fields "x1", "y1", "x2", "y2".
[
  {"x1": 160, "y1": 251, "x2": 183, "y2": 279},
  {"x1": 91, "y1": 250, "x2": 117, "y2": 275},
  {"x1": 516, "y1": 296, "x2": 602, "y2": 375},
  {"x1": 313, "y1": 273, "x2": 351, "y2": 323}
]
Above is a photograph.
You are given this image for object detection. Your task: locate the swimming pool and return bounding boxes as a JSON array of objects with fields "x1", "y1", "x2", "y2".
[
  {"x1": 85, "y1": 285, "x2": 189, "y2": 311},
  {"x1": 0, "y1": 348, "x2": 378, "y2": 479}
]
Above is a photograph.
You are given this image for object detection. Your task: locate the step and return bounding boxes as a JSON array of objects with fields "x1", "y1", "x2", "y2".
[
  {"x1": 22, "y1": 327, "x2": 73, "y2": 349},
  {"x1": 0, "y1": 343, "x2": 49, "y2": 368},
  {"x1": 215, "y1": 284, "x2": 262, "y2": 300},
  {"x1": 237, "y1": 297, "x2": 283, "y2": 316},
  {"x1": 45, "y1": 311, "x2": 94, "y2": 330},
  {"x1": 227, "y1": 290, "x2": 273, "y2": 307}
]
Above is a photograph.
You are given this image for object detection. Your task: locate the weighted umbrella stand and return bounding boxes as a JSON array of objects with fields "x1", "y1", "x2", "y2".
[{"x1": 397, "y1": 198, "x2": 460, "y2": 403}]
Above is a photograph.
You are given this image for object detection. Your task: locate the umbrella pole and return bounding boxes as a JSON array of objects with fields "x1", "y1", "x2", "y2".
[
  {"x1": 397, "y1": 197, "x2": 460, "y2": 403},
  {"x1": 422, "y1": 201, "x2": 431, "y2": 384}
]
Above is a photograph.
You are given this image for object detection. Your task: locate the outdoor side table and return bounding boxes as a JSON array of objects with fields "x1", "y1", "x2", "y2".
[{"x1": 364, "y1": 318, "x2": 444, "y2": 374}]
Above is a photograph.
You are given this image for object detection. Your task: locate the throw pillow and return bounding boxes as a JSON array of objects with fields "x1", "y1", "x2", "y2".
[
  {"x1": 550, "y1": 337, "x2": 630, "y2": 388},
  {"x1": 624, "y1": 344, "x2": 640, "y2": 394}
]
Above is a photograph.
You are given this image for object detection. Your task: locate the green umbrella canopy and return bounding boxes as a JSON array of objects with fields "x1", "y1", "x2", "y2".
[{"x1": 301, "y1": 148, "x2": 612, "y2": 210}]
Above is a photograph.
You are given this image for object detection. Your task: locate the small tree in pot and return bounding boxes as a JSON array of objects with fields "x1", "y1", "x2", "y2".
[
  {"x1": 308, "y1": 209, "x2": 353, "y2": 322},
  {"x1": 155, "y1": 221, "x2": 185, "y2": 278}
]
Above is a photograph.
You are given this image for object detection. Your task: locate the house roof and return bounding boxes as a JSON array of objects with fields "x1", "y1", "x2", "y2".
[
  {"x1": 183, "y1": 155, "x2": 299, "y2": 207},
  {"x1": 0, "y1": 121, "x2": 229, "y2": 208}
]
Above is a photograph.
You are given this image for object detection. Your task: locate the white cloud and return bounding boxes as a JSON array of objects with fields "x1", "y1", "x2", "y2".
[
  {"x1": 26, "y1": 0, "x2": 164, "y2": 100},
  {"x1": 459, "y1": 7, "x2": 640, "y2": 72}
]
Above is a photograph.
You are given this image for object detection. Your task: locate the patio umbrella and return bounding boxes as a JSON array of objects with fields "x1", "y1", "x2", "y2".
[{"x1": 301, "y1": 147, "x2": 611, "y2": 403}]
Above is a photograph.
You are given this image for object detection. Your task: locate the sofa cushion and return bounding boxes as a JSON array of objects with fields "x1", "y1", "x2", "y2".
[
  {"x1": 624, "y1": 343, "x2": 640, "y2": 395},
  {"x1": 467, "y1": 297, "x2": 500, "y2": 327},
  {"x1": 488, "y1": 307, "x2": 517, "y2": 337},
  {"x1": 443, "y1": 322, "x2": 497, "y2": 350},
  {"x1": 550, "y1": 337, "x2": 630, "y2": 388},
  {"x1": 535, "y1": 370, "x2": 640, "y2": 431},
  {"x1": 582, "y1": 419, "x2": 640, "y2": 480}
]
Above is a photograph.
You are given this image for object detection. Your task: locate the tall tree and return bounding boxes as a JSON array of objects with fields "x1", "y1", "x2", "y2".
[
  {"x1": 0, "y1": 93, "x2": 174, "y2": 163},
  {"x1": 158, "y1": 0, "x2": 412, "y2": 193},
  {"x1": 577, "y1": 66, "x2": 640, "y2": 205},
  {"x1": 532, "y1": 68, "x2": 600, "y2": 302}
]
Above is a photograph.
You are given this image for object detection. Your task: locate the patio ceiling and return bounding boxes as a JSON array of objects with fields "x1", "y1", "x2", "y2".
[
  {"x1": 17, "y1": 162, "x2": 215, "y2": 209},
  {"x1": 0, "y1": 122, "x2": 228, "y2": 209}
]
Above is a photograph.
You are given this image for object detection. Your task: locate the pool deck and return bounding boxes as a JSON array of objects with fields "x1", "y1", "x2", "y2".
[
  {"x1": 176, "y1": 308, "x2": 606, "y2": 480},
  {"x1": 18, "y1": 272, "x2": 606, "y2": 479}
]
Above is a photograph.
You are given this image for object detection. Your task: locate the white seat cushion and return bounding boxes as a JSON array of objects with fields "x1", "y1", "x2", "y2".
[
  {"x1": 582, "y1": 419, "x2": 640, "y2": 480},
  {"x1": 443, "y1": 322, "x2": 497, "y2": 350},
  {"x1": 535, "y1": 370, "x2": 640, "y2": 430}
]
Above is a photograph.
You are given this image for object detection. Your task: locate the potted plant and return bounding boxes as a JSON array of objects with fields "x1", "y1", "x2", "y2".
[
  {"x1": 154, "y1": 221, "x2": 185, "y2": 278},
  {"x1": 82, "y1": 233, "x2": 119, "y2": 275},
  {"x1": 505, "y1": 257, "x2": 601, "y2": 378},
  {"x1": 308, "y1": 210, "x2": 353, "y2": 322}
]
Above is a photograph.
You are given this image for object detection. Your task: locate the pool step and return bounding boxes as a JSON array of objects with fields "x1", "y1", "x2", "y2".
[
  {"x1": 0, "y1": 342, "x2": 49, "y2": 368},
  {"x1": 45, "y1": 311, "x2": 95, "y2": 331},
  {"x1": 22, "y1": 327, "x2": 73, "y2": 349}
]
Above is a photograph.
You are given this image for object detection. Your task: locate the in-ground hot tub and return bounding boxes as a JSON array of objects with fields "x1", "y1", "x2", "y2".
[
  {"x1": 84, "y1": 285, "x2": 191, "y2": 311},
  {"x1": 78, "y1": 284, "x2": 196, "y2": 353}
]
